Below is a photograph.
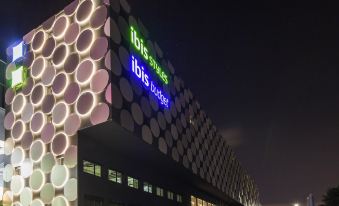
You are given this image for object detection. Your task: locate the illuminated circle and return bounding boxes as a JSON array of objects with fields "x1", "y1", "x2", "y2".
[
  {"x1": 5, "y1": 88, "x2": 15, "y2": 105},
  {"x1": 51, "y1": 132, "x2": 69, "y2": 156},
  {"x1": 22, "y1": 78, "x2": 35, "y2": 96},
  {"x1": 90, "y1": 5, "x2": 107, "y2": 29},
  {"x1": 40, "y1": 183, "x2": 55, "y2": 204},
  {"x1": 21, "y1": 103, "x2": 34, "y2": 123},
  {"x1": 30, "y1": 112, "x2": 46, "y2": 134},
  {"x1": 64, "y1": 82, "x2": 80, "y2": 104},
  {"x1": 64, "y1": 113, "x2": 81, "y2": 136},
  {"x1": 90, "y1": 103, "x2": 109, "y2": 125},
  {"x1": 52, "y1": 15, "x2": 69, "y2": 40},
  {"x1": 10, "y1": 175, "x2": 25, "y2": 195},
  {"x1": 64, "y1": 145, "x2": 77, "y2": 168},
  {"x1": 31, "y1": 57, "x2": 46, "y2": 79},
  {"x1": 75, "y1": 0, "x2": 95, "y2": 25},
  {"x1": 64, "y1": 53, "x2": 80, "y2": 74},
  {"x1": 41, "y1": 123, "x2": 55, "y2": 144},
  {"x1": 90, "y1": 37, "x2": 108, "y2": 60},
  {"x1": 12, "y1": 94, "x2": 26, "y2": 115},
  {"x1": 52, "y1": 43, "x2": 69, "y2": 68},
  {"x1": 11, "y1": 147, "x2": 25, "y2": 166},
  {"x1": 52, "y1": 102, "x2": 69, "y2": 126},
  {"x1": 42, "y1": 94, "x2": 55, "y2": 114},
  {"x1": 51, "y1": 165, "x2": 69, "y2": 189},
  {"x1": 4, "y1": 111, "x2": 15, "y2": 130},
  {"x1": 76, "y1": 29, "x2": 94, "y2": 54},
  {"x1": 32, "y1": 30, "x2": 46, "y2": 52},
  {"x1": 41, "y1": 65, "x2": 56, "y2": 86},
  {"x1": 75, "y1": 59, "x2": 95, "y2": 85},
  {"x1": 20, "y1": 187, "x2": 32, "y2": 206},
  {"x1": 41, "y1": 153, "x2": 56, "y2": 174},
  {"x1": 42, "y1": 37, "x2": 56, "y2": 58},
  {"x1": 21, "y1": 159, "x2": 33, "y2": 178},
  {"x1": 11, "y1": 120, "x2": 25, "y2": 141},
  {"x1": 64, "y1": 0, "x2": 79, "y2": 15},
  {"x1": 21, "y1": 132, "x2": 33, "y2": 150},
  {"x1": 29, "y1": 169, "x2": 45, "y2": 192},
  {"x1": 4, "y1": 138, "x2": 15, "y2": 155},
  {"x1": 91, "y1": 69, "x2": 109, "y2": 93},
  {"x1": 75, "y1": 91, "x2": 96, "y2": 117},
  {"x1": 31, "y1": 199, "x2": 44, "y2": 206},
  {"x1": 65, "y1": 22, "x2": 80, "y2": 44},
  {"x1": 30, "y1": 140, "x2": 46, "y2": 163},
  {"x1": 42, "y1": 16, "x2": 56, "y2": 32},
  {"x1": 64, "y1": 178, "x2": 77, "y2": 201},
  {"x1": 30, "y1": 84, "x2": 46, "y2": 106},
  {"x1": 4, "y1": 164, "x2": 14, "y2": 182},
  {"x1": 23, "y1": 51, "x2": 35, "y2": 68},
  {"x1": 52, "y1": 72, "x2": 69, "y2": 96}
]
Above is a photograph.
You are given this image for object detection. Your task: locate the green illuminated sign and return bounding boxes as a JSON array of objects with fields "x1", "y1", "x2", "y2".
[
  {"x1": 130, "y1": 27, "x2": 169, "y2": 84},
  {"x1": 11, "y1": 66, "x2": 27, "y2": 89}
]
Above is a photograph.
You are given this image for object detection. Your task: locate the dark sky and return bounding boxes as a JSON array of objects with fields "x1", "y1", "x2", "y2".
[{"x1": 1, "y1": 1, "x2": 339, "y2": 205}]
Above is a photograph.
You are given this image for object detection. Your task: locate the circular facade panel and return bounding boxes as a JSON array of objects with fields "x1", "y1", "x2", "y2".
[
  {"x1": 119, "y1": 77, "x2": 133, "y2": 102},
  {"x1": 30, "y1": 112, "x2": 46, "y2": 134},
  {"x1": 90, "y1": 37, "x2": 108, "y2": 60},
  {"x1": 41, "y1": 65, "x2": 56, "y2": 86},
  {"x1": 158, "y1": 137, "x2": 167, "y2": 154},
  {"x1": 30, "y1": 84, "x2": 46, "y2": 106},
  {"x1": 42, "y1": 94, "x2": 55, "y2": 114},
  {"x1": 52, "y1": 43, "x2": 69, "y2": 67},
  {"x1": 75, "y1": 59, "x2": 95, "y2": 85},
  {"x1": 11, "y1": 120, "x2": 25, "y2": 141},
  {"x1": 64, "y1": 114, "x2": 81, "y2": 136},
  {"x1": 22, "y1": 78, "x2": 35, "y2": 96},
  {"x1": 64, "y1": 0, "x2": 78, "y2": 15},
  {"x1": 52, "y1": 72, "x2": 69, "y2": 96},
  {"x1": 131, "y1": 103, "x2": 143, "y2": 125},
  {"x1": 10, "y1": 175, "x2": 25, "y2": 195},
  {"x1": 65, "y1": 22, "x2": 80, "y2": 44},
  {"x1": 40, "y1": 183, "x2": 55, "y2": 204},
  {"x1": 31, "y1": 199, "x2": 44, "y2": 206},
  {"x1": 4, "y1": 111, "x2": 15, "y2": 130},
  {"x1": 29, "y1": 169, "x2": 45, "y2": 192},
  {"x1": 4, "y1": 138, "x2": 14, "y2": 155},
  {"x1": 90, "y1": 69, "x2": 109, "y2": 94},
  {"x1": 6, "y1": 63, "x2": 15, "y2": 80},
  {"x1": 90, "y1": 6, "x2": 107, "y2": 29},
  {"x1": 42, "y1": 37, "x2": 56, "y2": 58},
  {"x1": 141, "y1": 125, "x2": 152, "y2": 145},
  {"x1": 51, "y1": 133, "x2": 69, "y2": 156},
  {"x1": 12, "y1": 94, "x2": 26, "y2": 115},
  {"x1": 75, "y1": 91, "x2": 96, "y2": 117},
  {"x1": 21, "y1": 103, "x2": 34, "y2": 123},
  {"x1": 52, "y1": 102, "x2": 69, "y2": 126},
  {"x1": 21, "y1": 132, "x2": 33, "y2": 150},
  {"x1": 30, "y1": 140, "x2": 46, "y2": 163},
  {"x1": 51, "y1": 165, "x2": 69, "y2": 188},
  {"x1": 120, "y1": 110, "x2": 134, "y2": 132},
  {"x1": 31, "y1": 57, "x2": 46, "y2": 79},
  {"x1": 41, "y1": 123, "x2": 55, "y2": 144},
  {"x1": 150, "y1": 118, "x2": 160, "y2": 137},
  {"x1": 41, "y1": 153, "x2": 56, "y2": 174},
  {"x1": 64, "y1": 178, "x2": 77, "y2": 201},
  {"x1": 4, "y1": 164, "x2": 14, "y2": 182},
  {"x1": 76, "y1": 29, "x2": 94, "y2": 54},
  {"x1": 52, "y1": 15, "x2": 69, "y2": 40},
  {"x1": 21, "y1": 159, "x2": 33, "y2": 178},
  {"x1": 64, "y1": 53, "x2": 80, "y2": 74},
  {"x1": 105, "y1": 83, "x2": 112, "y2": 105},
  {"x1": 52, "y1": 196, "x2": 69, "y2": 206},
  {"x1": 64, "y1": 82, "x2": 80, "y2": 104},
  {"x1": 90, "y1": 103, "x2": 109, "y2": 125},
  {"x1": 75, "y1": 0, "x2": 94, "y2": 25},
  {"x1": 20, "y1": 187, "x2": 32, "y2": 206},
  {"x1": 64, "y1": 145, "x2": 77, "y2": 169},
  {"x1": 5, "y1": 88, "x2": 15, "y2": 105},
  {"x1": 32, "y1": 30, "x2": 46, "y2": 52}
]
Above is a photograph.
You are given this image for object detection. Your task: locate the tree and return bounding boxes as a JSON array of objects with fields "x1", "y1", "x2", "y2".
[{"x1": 322, "y1": 185, "x2": 339, "y2": 206}]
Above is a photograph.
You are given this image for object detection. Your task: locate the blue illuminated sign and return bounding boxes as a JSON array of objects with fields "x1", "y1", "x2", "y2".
[{"x1": 131, "y1": 55, "x2": 169, "y2": 108}]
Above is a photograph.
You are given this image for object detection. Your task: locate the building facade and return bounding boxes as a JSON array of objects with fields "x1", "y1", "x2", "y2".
[{"x1": 2, "y1": 0, "x2": 260, "y2": 206}]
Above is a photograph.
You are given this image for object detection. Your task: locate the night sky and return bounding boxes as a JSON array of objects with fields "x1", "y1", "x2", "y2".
[{"x1": 1, "y1": 1, "x2": 339, "y2": 205}]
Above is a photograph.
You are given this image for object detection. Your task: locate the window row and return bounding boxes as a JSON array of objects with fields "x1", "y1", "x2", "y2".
[
  {"x1": 191, "y1": 196, "x2": 215, "y2": 206},
  {"x1": 83, "y1": 160, "x2": 183, "y2": 203}
]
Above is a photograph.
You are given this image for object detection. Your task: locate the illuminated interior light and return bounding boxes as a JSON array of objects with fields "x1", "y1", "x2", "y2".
[
  {"x1": 52, "y1": 15, "x2": 70, "y2": 40},
  {"x1": 12, "y1": 41, "x2": 24, "y2": 62},
  {"x1": 75, "y1": 29, "x2": 95, "y2": 55},
  {"x1": 52, "y1": 43, "x2": 70, "y2": 68},
  {"x1": 11, "y1": 66, "x2": 27, "y2": 89},
  {"x1": 75, "y1": 0, "x2": 95, "y2": 26},
  {"x1": 32, "y1": 30, "x2": 47, "y2": 53},
  {"x1": 30, "y1": 84, "x2": 47, "y2": 107},
  {"x1": 75, "y1": 58, "x2": 96, "y2": 86}
]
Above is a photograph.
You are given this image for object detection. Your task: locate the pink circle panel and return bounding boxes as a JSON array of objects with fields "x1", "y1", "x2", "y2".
[
  {"x1": 64, "y1": 82, "x2": 80, "y2": 105},
  {"x1": 90, "y1": 103, "x2": 110, "y2": 125},
  {"x1": 51, "y1": 133, "x2": 69, "y2": 156},
  {"x1": 41, "y1": 123, "x2": 55, "y2": 144},
  {"x1": 64, "y1": 114, "x2": 81, "y2": 136},
  {"x1": 90, "y1": 69, "x2": 109, "y2": 93}
]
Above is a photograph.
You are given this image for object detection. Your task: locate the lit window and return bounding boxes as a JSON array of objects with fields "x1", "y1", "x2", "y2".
[
  {"x1": 83, "y1": 160, "x2": 101, "y2": 177},
  {"x1": 167, "y1": 191, "x2": 174, "y2": 200},
  {"x1": 197, "y1": 198, "x2": 203, "y2": 206},
  {"x1": 156, "y1": 187, "x2": 164, "y2": 197},
  {"x1": 108, "y1": 169, "x2": 122, "y2": 184},
  {"x1": 143, "y1": 182, "x2": 152, "y2": 193},
  {"x1": 191, "y1": 196, "x2": 197, "y2": 206},
  {"x1": 177, "y1": 195, "x2": 183, "y2": 203},
  {"x1": 11, "y1": 66, "x2": 25, "y2": 89},
  {"x1": 95, "y1": 165, "x2": 101, "y2": 177},
  {"x1": 12, "y1": 41, "x2": 24, "y2": 62},
  {"x1": 127, "y1": 176, "x2": 138, "y2": 189}
]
